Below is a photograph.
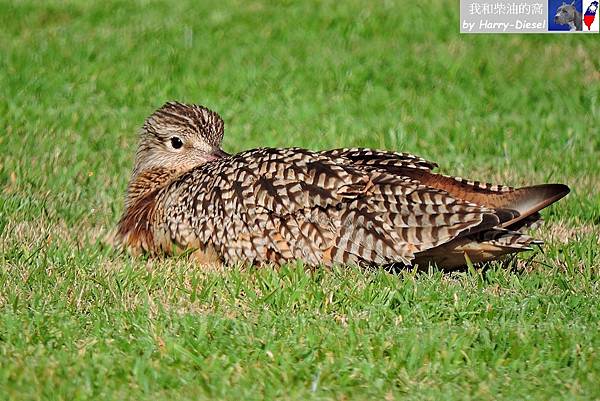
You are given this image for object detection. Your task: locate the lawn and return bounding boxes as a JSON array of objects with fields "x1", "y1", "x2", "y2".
[{"x1": 1, "y1": 0, "x2": 599, "y2": 399}]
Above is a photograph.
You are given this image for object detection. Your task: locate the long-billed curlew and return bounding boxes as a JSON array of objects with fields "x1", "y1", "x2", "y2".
[{"x1": 116, "y1": 102, "x2": 570, "y2": 269}]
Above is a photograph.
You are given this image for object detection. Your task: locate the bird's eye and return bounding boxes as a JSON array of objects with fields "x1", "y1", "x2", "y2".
[{"x1": 170, "y1": 137, "x2": 183, "y2": 149}]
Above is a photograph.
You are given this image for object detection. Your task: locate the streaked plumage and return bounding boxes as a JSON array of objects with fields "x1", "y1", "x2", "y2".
[{"x1": 116, "y1": 102, "x2": 570, "y2": 269}]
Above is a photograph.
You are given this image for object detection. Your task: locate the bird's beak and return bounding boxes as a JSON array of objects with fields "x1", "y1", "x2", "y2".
[{"x1": 207, "y1": 148, "x2": 230, "y2": 161}]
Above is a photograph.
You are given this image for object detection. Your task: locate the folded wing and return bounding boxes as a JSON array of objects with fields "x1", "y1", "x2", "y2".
[{"x1": 164, "y1": 147, "x2": 564, "y2": 268}]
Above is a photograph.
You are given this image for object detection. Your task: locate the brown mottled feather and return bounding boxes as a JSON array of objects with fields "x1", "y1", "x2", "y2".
[
  {"x1": 116, "y1": 168, "x2": 177, "y2": 254},
  {"x1": 412, "y1": 228, "x2": 541, "y2": 269},
  {"x1": 116, "y1": 102, "x2": 570, "y2": 269},
  {"x1": 392, "y1": 169, "x2": 569, "y2": 229},
  {"x1": 140, "y1": 148, "x2": 514, "y2": 267}
]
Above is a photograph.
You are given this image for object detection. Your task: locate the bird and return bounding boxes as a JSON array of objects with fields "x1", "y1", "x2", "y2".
[{"x1": 115, "y1": 101, "x2": 570, "y2": 269}]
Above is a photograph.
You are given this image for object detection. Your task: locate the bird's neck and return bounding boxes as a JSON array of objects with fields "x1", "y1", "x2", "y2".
[
  {"x1": 116, "y1": 167, "x2": 180, "y2": 254},
  {"x1": 124, "y1": 167, "x2": 179, "y2": 207}
]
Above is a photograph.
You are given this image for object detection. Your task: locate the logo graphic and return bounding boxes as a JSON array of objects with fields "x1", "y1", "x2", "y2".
[
  {"x1": 549, "y1": 0, "x2": 583, "y2": 31},
  {"x1": 583, "y1": 1, "x2": 599, "y2": 31},
  {"x1": 460, "y1": 0, "x2": 598, "y2": 33}
]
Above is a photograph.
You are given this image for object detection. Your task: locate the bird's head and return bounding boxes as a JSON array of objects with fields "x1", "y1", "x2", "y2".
[{"x1": 132, "y1": 101, "x2": 229, "y2": 178}]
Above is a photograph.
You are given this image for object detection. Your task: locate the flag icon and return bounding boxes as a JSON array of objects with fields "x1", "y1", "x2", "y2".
[{"x1": 583, "y1": 1, "x2": 599, "y2": 31}]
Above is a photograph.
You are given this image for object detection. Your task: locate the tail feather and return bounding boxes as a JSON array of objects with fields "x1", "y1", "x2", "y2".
[
  {"x1": 413, "y1": 228, "x2": 540, "y2": 268},
  {"x1": 496, "y1": 184, "x2": 570, "y2": 228},
  {"x1": 395, "y1": 172, "x2": 569, "y2": 268},
  {"x1": 396, "y1": 169, "x2": 569, "y2": 227},
  {"x1": 329, "y1": 148, "x2": 570, "y2": 268},
  {"x1": 507, "y1": 212, "x2": 543, "y2": 233}
]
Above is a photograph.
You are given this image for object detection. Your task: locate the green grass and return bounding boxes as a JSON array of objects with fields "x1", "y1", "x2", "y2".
[{"x1": 1, "y1": 0, "x2": 599, "y2": 399}]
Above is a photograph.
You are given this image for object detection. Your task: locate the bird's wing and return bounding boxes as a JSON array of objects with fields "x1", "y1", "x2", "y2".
[
  {"x1": 165, "y1": 147, "x2": 508, "y2": 267},
  {"x1": 321, "y1": 147, "x2": 438, "y2": 171},
  {"x1": 329, "y1": 148, "x2": 569, "y2": 231}
]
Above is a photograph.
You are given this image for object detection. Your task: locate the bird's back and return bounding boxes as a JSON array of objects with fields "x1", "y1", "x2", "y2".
[{"x1": 147, "y1": 147, "x2": 568, "y2": 268}]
